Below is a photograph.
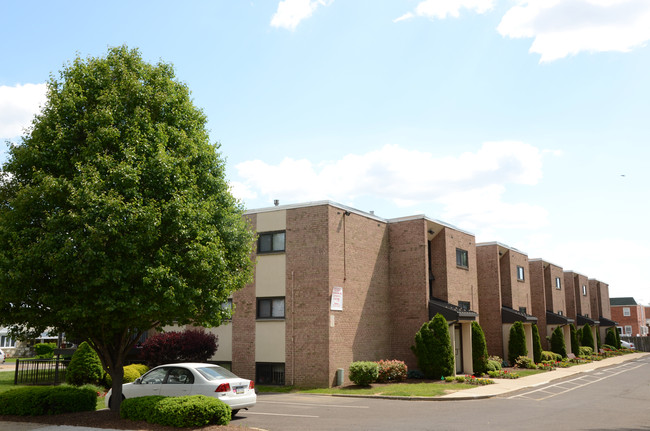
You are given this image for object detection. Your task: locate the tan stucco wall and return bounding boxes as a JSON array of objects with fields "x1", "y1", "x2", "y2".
[{"x1": 255, "y1": 321, "x2": 286, "y2": 363}]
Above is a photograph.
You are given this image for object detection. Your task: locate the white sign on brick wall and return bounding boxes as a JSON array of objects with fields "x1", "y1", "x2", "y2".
[{"x1": 331, "y1": 286, "x2": 343, "y2": 311}]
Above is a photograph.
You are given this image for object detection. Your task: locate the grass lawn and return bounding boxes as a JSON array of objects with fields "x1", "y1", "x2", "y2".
[{"x1": 258, "y1": 381, "x2": 475, "y2": 397}]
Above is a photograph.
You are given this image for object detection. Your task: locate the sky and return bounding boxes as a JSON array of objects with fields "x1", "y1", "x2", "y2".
[{"x1": 1, "y1": 0, "x2": 649, "y2": 306}]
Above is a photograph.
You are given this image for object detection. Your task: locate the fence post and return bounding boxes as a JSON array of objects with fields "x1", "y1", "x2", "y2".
[
  {"x1": 54, "y1": 357, "x2": 60, "y2": 384},
  {"x1": 14, "y1": 358, "x2": 19, "y2": 385}
]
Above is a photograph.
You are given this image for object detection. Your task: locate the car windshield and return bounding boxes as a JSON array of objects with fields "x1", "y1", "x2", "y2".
[{"x1": 196, "y1": 366, "x2": 239, "y2": 380}]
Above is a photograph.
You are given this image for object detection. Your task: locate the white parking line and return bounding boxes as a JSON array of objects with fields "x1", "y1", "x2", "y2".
[
  {"x1": 258, "y1": 400, "x2": 370, "y2": 409},
  {"x1": 246, "y1": 411, "x2": 320, "y2": 418},
  {"x1": 508, "y1": 362, "x2": 646, "y2": 401}
]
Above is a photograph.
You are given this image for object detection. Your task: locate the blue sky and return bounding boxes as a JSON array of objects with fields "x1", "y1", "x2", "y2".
[{"x1": 1, "y1": 0, "x2": 649, "y2": 307}]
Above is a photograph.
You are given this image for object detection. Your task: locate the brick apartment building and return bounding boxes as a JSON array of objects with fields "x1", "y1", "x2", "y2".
[
  {"x1": 611, "y1": 297, "x2": 648, "y2": 337},
  {"x1": 529, "y1": 259, "x2": 573, "y2": 353},
  {"x1": 476, "y1": 242, "x2": 536, "y2": 361},
  {"x1": 590, "y1": 279, "x2": 617, "y2": 341},
  {"x1": 204, "y1": 201, "x2": 480, "y2": 387},
  {"x1": 564, "y1": 271, "x2": 599, "y2": 350}
]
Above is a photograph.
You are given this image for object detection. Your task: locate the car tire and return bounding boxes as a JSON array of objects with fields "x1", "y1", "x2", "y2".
[{"x1": 231, "y1": 409, "x2": 240, "y2": 418}]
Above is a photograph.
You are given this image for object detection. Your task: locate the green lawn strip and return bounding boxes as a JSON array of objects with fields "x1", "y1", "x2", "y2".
[
  {"x1": 299, "y1": 382, "x2": 474, "y2": 397},
  {"x1": 511, "y1": 369, "x2": 546, "y2": 378}
]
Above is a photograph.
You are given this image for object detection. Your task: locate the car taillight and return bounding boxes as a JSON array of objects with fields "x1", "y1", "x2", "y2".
[
  {"x1": 249, "y1": 381, "x2": 255, "y2": 390},
  {"x1": 215, "y1": 383, "x2": 231, "y2": 393}
]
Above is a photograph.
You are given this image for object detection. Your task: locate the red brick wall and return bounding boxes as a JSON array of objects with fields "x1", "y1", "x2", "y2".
[
  {"x1": 529, "y1": 260, "x2": 547, "y2": 349},
  {"x1": 563, "y1": 272, "x2": 577, "y2": 321},
  {"x1": 574, "y1": 273, "x2": 591, "y2": 317},
  {"x1": 440, "y1": 229, "x2": 478, "y2": 309},
  {"x1": 611, "y1": 305, "x2": 646, "y2": 336},
  {"x1": 507, "y1": 251, "x2": 531, "y2": 312},
  {"x1": 598, "y1": 282, "x2": 611, "y2": 319},
  {"x1": 232, "y1": 214, "x2": 257, "y2": 381},
  {"x1": 477, "y1": 244, "x2": 504, "y2": 357},
  {"x1": 545, "y1": 264, "x2": 566, "y2": 315},
  {"x1": 327, "y1": 207, "x2": 391, "y2": 386},
  {"x1": 285, "y1": 205, "x2": 332, "y2": 387},
  {"x1": 588, "y1": 280, "x2": 600, "y2": 321},
  {"x1": 388, "y1": 218, "x2": 428, "y2": 369}
]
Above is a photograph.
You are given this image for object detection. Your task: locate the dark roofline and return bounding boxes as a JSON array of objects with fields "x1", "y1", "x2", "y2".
[
  {"x1": 429, "y1": 299, "x2": 477, "y2": 322},
  {"x1": 610, "y1": 297, "x2": 638, "y2": 306},
  {"x1": 502, "y1": 307, "x2": 538, "y2": 324},
  {"x1": 546, "y1": 310, "x2": 574, "y2": 325},
  {"x1": 598, "y1": 316, "x2": 618, "y2": 327},
  {"x1": 577, "y1": 314, "x2": 600, "y2": 326}
]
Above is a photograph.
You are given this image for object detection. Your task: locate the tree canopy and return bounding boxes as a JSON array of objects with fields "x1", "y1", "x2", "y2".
[{"x1": 0, "y1": 46, "x2": 255, "y2": 410}]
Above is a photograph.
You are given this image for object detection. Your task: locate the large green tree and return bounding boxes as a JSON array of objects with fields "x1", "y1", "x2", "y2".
[{"x1": 0, "y1": 46, "x2": 255, "y2": 411}]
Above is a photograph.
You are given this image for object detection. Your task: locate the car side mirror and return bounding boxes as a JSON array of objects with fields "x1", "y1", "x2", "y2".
[{"x1": 135, "y1": 377, "x2": 142, "y2": 384}]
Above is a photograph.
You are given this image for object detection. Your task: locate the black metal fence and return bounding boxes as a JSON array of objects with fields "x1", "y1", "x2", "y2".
[{"x1": 14, "y1": 358, "x2": 70, "y2": 385}]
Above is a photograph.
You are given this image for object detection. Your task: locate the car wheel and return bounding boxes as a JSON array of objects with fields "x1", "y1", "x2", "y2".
[{"x1": 231, "y1": 409, "x2": 240, "y2": 418}]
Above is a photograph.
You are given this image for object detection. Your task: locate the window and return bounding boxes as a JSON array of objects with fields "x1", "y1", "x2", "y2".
[
  {"x1": 623, "y1": 307, "x2": 631, "y2": 317},
  {"x1": 258, "y1": 231, "x2": 285, "y2": 254},
  {"x1": 167, "y1": 367, "x2": 195, "y2": 384},
  {"x1": 557, "y1": 310, "x2": 563, "y2": 316},
  {"x1": 256, "y1": 363, "x2": 285, "y2": 385},
  {"x1": 257, "y1": 297, "x2": 285, "y2": 319},
  {"x1": 0, "y1": 336, "x2": 15, "y2": 348},
  {"x1": 519, "y1": 306, "x2": 527, "y2": 314},
  {"x1": 555, "y1": 277, "x2": 561, "y2": 290},
  {"x1": 456, "y1": 248, "x2": 469, "y2": 268},
  {"x1": 624, "y1": 325, "x2": 632, "y2": 335},
  {"x1": 516, "y1": 266, "x2": 525, "y2": 281},
  {"x1": 617, "y1": 326, "x2": 623, "y2": 335},
  {"x1": 458, "y1": 301, "x2": 470, "y2": 311},
  {"x1": 582, "y1": 285, "x2": 587, "y2": 296}
]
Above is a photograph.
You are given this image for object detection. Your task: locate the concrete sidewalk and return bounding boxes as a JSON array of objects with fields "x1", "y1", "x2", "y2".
[
  {"x1": 0, "y1": 425, "x2": 124, "y2": 431},
  {"x1": 440, "y1": 351, "x2": 648, "y2": 399}
]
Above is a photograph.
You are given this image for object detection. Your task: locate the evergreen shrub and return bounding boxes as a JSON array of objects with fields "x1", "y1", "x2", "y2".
[
  {"x1": 550, "y1": 327, "x2": 567, "y2": 358},
  {"x1": 507, "y1": 322, "x2": 528, "y2": 365},
  {"x1": 0, "y1": 386, "x2": 97, "y2": 415},
  {"x1": 66, "y1": 342, "x2": 103, "y2": 386},
  {"x1": 531, "y1": 324, "x2": 542, "y2": 364},
  {"x1": 34, "y1": 343, "x2": 56, "y2": 358},
  {"x1": 581, "y1": 324, "x2": 595, "y2": 350},
  {"x1": 411, "y1": 313, "x2": 454, "y2": 379},
  {"x1": 471, "y1": 322, "x2": 489, "y2": 375},
  {"x1": 605, "y1": 327, "x2": 618, "y2": 348},
  {"x1": 570, "y1": 324, "x2": 580, "y2": 354}
]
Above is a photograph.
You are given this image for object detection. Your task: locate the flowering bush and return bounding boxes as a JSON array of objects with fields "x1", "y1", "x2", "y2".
[
  {"x1": 462, "y1": 375, "x2": 494, "y2": 385},
  {"x1": 514, "y1": 356, "x2": 537, "y2": 369},
  {"x1": 537, "y1": 362, "x2": 556, "y2": 371},
  {"x1": 375, "y1": 360, "x2": 408, "y2": 383},
  {"x1": 487, "y1": 369, "x2": 519, "y2": 379}
]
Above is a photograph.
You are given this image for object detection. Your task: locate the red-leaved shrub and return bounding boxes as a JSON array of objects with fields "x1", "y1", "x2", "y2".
[{"x1": 141, "y1": 329, "x2": 218, "y2": 367}]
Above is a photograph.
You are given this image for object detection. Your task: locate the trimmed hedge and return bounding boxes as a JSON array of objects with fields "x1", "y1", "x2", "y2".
[
  {"x1": 120, "y1": 395, "x2": 231, "y2": 427},
  {"x1": 104, "y1": 364, "x2": 146, "y2": 387},
  {"x1": 541, "y1": 350, "x2": 562, "y2": 362},
  {"x1": 487, "y1": 360, "x2": 502, "y2": 372},
  {"x1": 349, "y1": 361, "x2": 379, "y2": 386},
  {"x1": 578, "y1": 346, "x2": 593, "y2": 357},
  {"x1": 0, "y1": 386, "x2": 97, "y2": 416}
]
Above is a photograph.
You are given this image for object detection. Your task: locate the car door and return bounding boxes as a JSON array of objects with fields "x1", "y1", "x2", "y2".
[
  {"x1": 160, "y1": 366, "x2": 195, "y2": 397},
  {"x1": 126, "y1": 367, "x2": 168, "y2": 398}
]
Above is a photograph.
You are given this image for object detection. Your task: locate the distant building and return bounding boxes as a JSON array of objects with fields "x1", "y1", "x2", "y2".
[{"x1": 610, "y1": 297, "x2": 648, "y2": 337}]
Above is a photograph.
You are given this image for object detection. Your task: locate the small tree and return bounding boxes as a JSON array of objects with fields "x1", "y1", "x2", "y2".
[
  {"x1": 66, "y1": 342, "x2": 103, "y2": 386},
  {"x1": 596, "y1": 327, "x2": 601, "y2": 350},
  {"x1": 471, "y1": 321, "x2": 488, "y2": 375},
  {"x1": 570, "y1": 324, "x2": 580, "y2": 354},
  {"x1": 605, "y1": 327, "x2": 618, "y2": 348},
  {"x1": 411, "y1": 313, "x2": 454, "y2": 379},
  {"x1": 531, "y1": 324, "x2": 542, "y2": 364},
  {"x1": 507, "y1": 321, "x2": 528, "y2": 365},
  {"x1": 581, "y1": 324, "x2": 595, "y2": 350},
  {"x1": 550, "y1": 326, "x2": 567, "y2": 358},
  {"x1": 615, "y1": 327, "x2": 622, "y2": 349}
]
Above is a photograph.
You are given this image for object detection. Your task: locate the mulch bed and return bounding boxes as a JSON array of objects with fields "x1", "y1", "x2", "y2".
[{"x1": 0, "y1": 410, "x2": 257, "y2": 431}]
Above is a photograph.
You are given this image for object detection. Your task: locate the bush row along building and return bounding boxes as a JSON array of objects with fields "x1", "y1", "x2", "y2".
[{"x1": 184, "y1": 200, "x2": 625, "y2": 387}]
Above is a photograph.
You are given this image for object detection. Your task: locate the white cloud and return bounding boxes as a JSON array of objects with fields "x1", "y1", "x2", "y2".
[
  {"x1": 0, "y1": 83, "x2": 47, "y2": 139},
  {"x1": 234, "y1": 141, "x2": 550, "y2": 231},
  {"x1": 270, "y1": 0, "x2": 333, "y2": 31},
  {"x1": 498, "y1": 0, "x2": 650, "y2": 62},
  {"x1": 396, "y1": 0, "x2": 494, "y2": 21}
]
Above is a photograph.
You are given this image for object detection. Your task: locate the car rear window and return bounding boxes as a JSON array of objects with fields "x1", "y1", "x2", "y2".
[{"x1": 196, "y1": 366, "x2": 239, "y2": 380}]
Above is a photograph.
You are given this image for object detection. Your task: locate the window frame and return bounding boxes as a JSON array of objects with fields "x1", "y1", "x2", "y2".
[
  {"x1": 623, "y1": 307, "x2": 631, "y2": 317},
  {"x1": 458, "y1": 301, "x2": 470, "y2": 311},
  {"x1": 516, "y1": 265, "x2": 525, "y2": 281},
  {"x1": 256, "y1": 362, "x2": 285, "y2": 385},
  {"x1": 257, "y1": 231, "x2": 286, "y2": 254},
  {"x1": 555, "y1": 277, "x2": 561, "y2": 290},
  {"x1": 624, "y1": 325, "x2": 632, "y2": 335},
  {"x1": 256, "y1": 297, "x2": 286, "y2": 319},
  {"x1": 582, "y1": 285, "x2": 587, "y2": 296},
  {"x1": 456, "y1": 248, "x2": 469, "y2": 269}
]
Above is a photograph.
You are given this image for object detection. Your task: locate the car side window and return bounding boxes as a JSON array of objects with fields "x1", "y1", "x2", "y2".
[
  {"x1": 167, "y1": 367, "x2": 195, "y2": 384},
  {"x1": 141, "y1": 368, "x2": 168, "y2": 384}
]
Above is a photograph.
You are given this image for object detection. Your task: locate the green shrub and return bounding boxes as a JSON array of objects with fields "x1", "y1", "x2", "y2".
[
  {"x1": 541, "y1": 350, "x2": 562, "y2": 362},
  {"x1": 411, "y1": 313, "x2": 454, "y2": 379},
  {"x1": 507, "y1": 322, "x2": 528, "y2": 365},
  {"x1": 486, "y1": 360, "x2": 502, "y2": 372},
  {"x1": 550, "y1": 327, "x2": 567, "y2": 358},
  {"x1": 578, "y1": 346, "x2": 593, "y2": 357},
  {"x1": 66, "y1": 342, "x2": 104, "y2": 386},
  {"x1": 375, "y1": 360, "x2": 407, "y2": 383},
  {"x1": 0, "y1": 386, "x2": 97, "y2": 415},
  {"x1": 104, "y1": 364, "x2": 145, "y2": 387},
  {"x1": 407, "y1": 369, "x2": 425, "y2": 380},
  {"x1": 120, "y1": 395, "x2": 230, "y2": 427},
  {"x1": 604, "y1": 328, "x2": 617, "y2": 348},
  {"x1": 34, "y1": 342, "x2": 57, "y2": 358},
  {"x1": 596, "y1": 326, "x2": 601, "y2": 350},
  {"x1": 444, "y1": 376, "x2": 455, "y2": 382},
  {"x1": 349, "y1": 361, "x2": 379, "y2": 386},
  {"x1": 531, "y1": 324, "x2": 542, "y2": 364},
  {"x1": 471, "y1": 321, "x2": 489, "y2": 376},
  {"x1": 615, "y1": 328, "x2": 622, "y2": 349},
  {"x1": 581, "y1": 324, "x2": 595, "y2": 350},
  {"x1": 570, "y1": 324, "x2": 580, "y2": 355},
  {"x1": 515, "y1": 356, "x2": 537, "y2": 369}
]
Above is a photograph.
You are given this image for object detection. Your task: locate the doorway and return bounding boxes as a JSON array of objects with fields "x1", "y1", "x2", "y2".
[{"x1": 454, "y1": 325, "x2": 463, "y2": 374}]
